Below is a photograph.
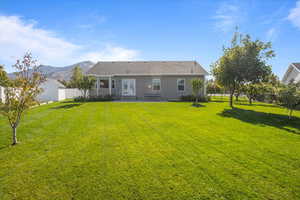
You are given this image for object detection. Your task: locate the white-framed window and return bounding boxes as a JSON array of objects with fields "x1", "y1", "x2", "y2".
[
  {"x1": 100, "y1": 79, "x2": 109, "y2": 88},
  {"x1": 177, "y1": 78, "x2": 185, "y2": 91},
  {"x1": 152, "y1": 79, "x2": 161, "y2": 91},
  {"x1": 112, "y1": 79, "x2": 115, "y2": 89}
]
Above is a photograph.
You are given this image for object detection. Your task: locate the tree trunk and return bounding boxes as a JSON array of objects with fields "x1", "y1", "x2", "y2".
[
  {"x1": 249, "y1": 97, "x2": 252, "y2": 105},
  {"x1": 12, "y1": 127, "x2": 18, "y2": 145},
  {"x1": 235, "y1": 94, "x2": 239, "y2": 101},
  {"x1": 229, "y1": 92, "x2": 234, "y2": 108},
  {"x1": 289, "y1": 109, "x2": 293, "y2": 120}
]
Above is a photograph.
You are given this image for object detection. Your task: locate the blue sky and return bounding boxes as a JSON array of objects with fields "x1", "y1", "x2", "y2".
[{"x1": 0, "y1": 0, "x2": 300, "y2": 78}]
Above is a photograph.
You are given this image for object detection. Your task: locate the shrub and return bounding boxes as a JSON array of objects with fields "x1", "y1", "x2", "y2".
[
  {"x1": 180, "y1": 95, "x2": 210, "y2": 102},
  {"x1": 74, "y1": 95, "x2": 114, "y2": 102}
]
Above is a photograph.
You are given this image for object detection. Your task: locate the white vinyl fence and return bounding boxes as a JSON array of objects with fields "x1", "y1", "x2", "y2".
[
  {"x1": 0, "y1": 86, "x2": 5, "y2": 103},
  {"x1": 58, "y1": 88, "x2": 83, "y2": 101},
  {"x1": 0, "y1": 86, "x2": 84, "y2": 103}
]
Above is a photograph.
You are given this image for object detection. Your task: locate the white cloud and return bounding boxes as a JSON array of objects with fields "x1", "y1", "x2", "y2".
[
  {"x1": 214, "y1": 4, "x2": 241, "y2": 32},
  {"x1": 266, "y1": 27, "x2": 277, "y2": 41},
  {"x1": 0, "y1": 15, "x2": 139, "y2": 70},
  {"x1": 287, "y1": 0, "x2": 300, "y2": 29},
  {"x1": 79, "y1": 44, "x2": 139, "y2": 62}
]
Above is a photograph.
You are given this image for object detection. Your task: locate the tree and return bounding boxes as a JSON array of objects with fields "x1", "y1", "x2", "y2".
[
  {"x1": 264, "y1": 73, "x2": 282, "y2": 103},
  {"x1": 278, "y1": 81, "x2": 300, "y2": 120},
  {"x1": 234, "y1": 84, "x2": 243, "y2": 101},
  {"x1": 244, "y1": 84, "x2": 261, "y2": 104},
  {"x1": 211, "y1": 33, "x2": 244, "y2": 107},
  {"x1": 206, "y1": 79, "x2": 223, "y2": 94},
  {"x1": 212, "y1": 31, "x2": 274, "y2": 107},
  {"x1": 191, "y1": 79, "x2": 204, "y2": 105},
  {"x1": 0, "y1": 65, "x2": 9, "y2": 87},
  {"x1": 0, "y1": 53, "x2": 45, "y2": 145},
  {"x1": 58, "y1": 79, "x2": 71, "y2": 88},
  {"x1": 69, "y1": 66, "x2": 83, "y2": 88},
  {"x1": 78, "y1": 76, "x2": 96, "y2": 99}
]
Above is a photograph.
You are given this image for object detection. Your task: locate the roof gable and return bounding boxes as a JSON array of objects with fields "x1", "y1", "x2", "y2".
[
  {"x1": 292, "y1": 63, "x2": 300, "y2": 71},
  {"x1": 87, "y1": 61, "x2": 208, "y2": 76}
]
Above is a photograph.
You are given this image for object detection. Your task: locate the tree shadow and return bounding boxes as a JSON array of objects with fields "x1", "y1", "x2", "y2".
[
  {"x1": 218, "y1": 107, "x2": 300, "y2": 135},
  {"x1": 191, "y1": 103, "x2": 206, "y2": 108},
  {"x1": 51, "y1": 103, "x2": 82, "y2": 109},
  {"x1": 235, "y1": 102, "x2": 279, "y2": 108},
  {"x1": 60, "y1": 100, "x2": 76, "y2": 104}
]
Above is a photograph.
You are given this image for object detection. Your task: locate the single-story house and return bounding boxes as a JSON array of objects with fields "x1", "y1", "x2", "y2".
[
  {"x1": 37, "y1": 78, "x2": 65, "y2": 102},
  {"x1": 282, "y1": 63, "x2": 300, "y2": 84},
  {"x1": 86, "y1": 61, "x2": 209, "y2": 100}
]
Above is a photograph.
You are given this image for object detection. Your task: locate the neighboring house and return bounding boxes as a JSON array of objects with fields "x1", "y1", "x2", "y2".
[
  {"x1": 37, "y1": 78, "x2": 66, "y2": 102},
  {"x1": 87, "y1": 61, "x2": 209, "y2": 100},
  {"x1": 282, "y1": 63, "x2": 300, "y2": 84},
  {"x1": 0, "y1": 86, "x2": 4, "y2": 103}
]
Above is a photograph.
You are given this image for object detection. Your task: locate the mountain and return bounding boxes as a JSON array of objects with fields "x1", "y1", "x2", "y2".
[{"x1": 9, "y1": 61, "x2": 95, "y2": 81}]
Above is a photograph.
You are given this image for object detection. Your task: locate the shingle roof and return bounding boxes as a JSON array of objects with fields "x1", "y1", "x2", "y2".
[
  {"x1": 86, "y1": 61, "x2": 209, "y2": 76},
  {"x1": 292, "y1": 63, "x2": 300, "y2": 71}
]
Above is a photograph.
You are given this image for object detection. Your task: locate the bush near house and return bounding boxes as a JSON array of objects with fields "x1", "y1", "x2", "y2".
[
  {"x1": 180, "y1": 95, "x2": 211, "y2": 102},
  {"x1": 74, "y1": 95, "x2": 114, "y2": 102}
]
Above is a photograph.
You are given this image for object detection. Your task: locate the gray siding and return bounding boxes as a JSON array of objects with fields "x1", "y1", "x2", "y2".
[{"x1": 91, "y1": 75, "x2": 205, "y2": 100}]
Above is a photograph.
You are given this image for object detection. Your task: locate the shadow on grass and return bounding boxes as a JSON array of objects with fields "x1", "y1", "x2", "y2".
[
  {"x1": 218, "y1": 107, "x2": 300, "y2": 135},
  {"x1": 51, "y1": 103, "x2": 82, "y2": 109},
  {"x1": 60, "y1": 100, "x2": 76, "y2": 104},
  {"x1": 235, "y1": 102, "x2": 279, "y2": 108},
  {"x1": 191, "y1": 104, "x2": 206, "y2": 108}
]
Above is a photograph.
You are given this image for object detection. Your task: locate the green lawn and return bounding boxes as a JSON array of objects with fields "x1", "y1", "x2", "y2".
[{"x1": 0, "y1": 99, "x2": 299, "y2": 200}]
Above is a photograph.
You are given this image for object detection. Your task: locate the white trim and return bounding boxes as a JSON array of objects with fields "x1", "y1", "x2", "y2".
[
  {"x1": 292, "y1": 63, "x2": 300, "y2": 73},
  {"x1": 152, "y1": 78, "x2": 161, "y2": 92},
  {"x1": 177, "y1": 78, "x2": 185, "y2": 92},
  {"x1": 96, "y1": 78, "x2": 99, "y2": 96},
  {"x1": 122, "y1": 79, "x2": 136, "y2": 96},
  {"x1": 109, "y1": 77, "x2": 112, "y2": 95}
]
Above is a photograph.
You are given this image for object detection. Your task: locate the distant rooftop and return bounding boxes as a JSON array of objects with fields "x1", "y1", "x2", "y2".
[
  {"x1": 87, "y1": 61, "x2": 208, "y2": 76},
  {"x1": 292, "y1": 63, "x2": 300, "y2": 71}
]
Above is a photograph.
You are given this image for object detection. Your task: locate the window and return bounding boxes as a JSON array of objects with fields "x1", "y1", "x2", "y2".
[
  {"x1": 112, "y1": 79, "x2": 115, "y2": 89},
  {"x1": 152, "y1": 79, "x2": 161, "y2": 91},
  {"x1": 100, "y1": 80, "x2": 109, "y2": 88},
  {"x1": 177, "y1": 79, "x2": 185, "y2": 91}
]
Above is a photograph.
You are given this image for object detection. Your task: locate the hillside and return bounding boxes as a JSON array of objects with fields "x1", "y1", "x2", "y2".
[{"x1": 8, "y1": 61, "x2": 95, "y2": 81}]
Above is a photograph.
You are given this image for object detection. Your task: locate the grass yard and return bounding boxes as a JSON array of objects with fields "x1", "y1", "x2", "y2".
[{"x1": 0, "y1": 98, "x2": 300, "y2": 200}]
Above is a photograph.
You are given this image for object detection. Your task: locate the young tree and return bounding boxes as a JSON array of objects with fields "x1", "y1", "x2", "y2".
[
  {"x1": 191, "y1": 79, "x2": 204, "y2": 105},
  {"x1": 0, "y1": 53, "x2": 45, "y2": 145},
  {"x1": 278, "y1": 82, "x2": 300, "y2": 120},
  {"x1": 78, "y1": 76, "x2": 96, "y2": 99},
  {"x1": 69, "y1": 66, "x2": 83, "y2": 88},
  {"x1": 212, "y1": 31, "x2": 274, "y2": 107}
]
